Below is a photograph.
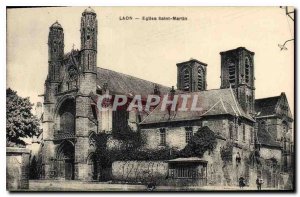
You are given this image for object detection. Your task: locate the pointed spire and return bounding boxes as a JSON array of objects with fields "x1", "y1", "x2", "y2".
[
  {"x1": 83, "y1": 6, "x2": 96, "y2": 15},
  {"x1": 50, "y1": 20, "x2": 62, "y2": 29}
]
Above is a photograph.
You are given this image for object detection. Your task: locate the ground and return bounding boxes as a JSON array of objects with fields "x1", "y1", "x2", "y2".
[{"x1": 24, "y1": 180, "x2": 280, "y2": 191}]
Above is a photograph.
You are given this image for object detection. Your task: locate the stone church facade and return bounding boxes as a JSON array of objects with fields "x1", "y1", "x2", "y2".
[{"x1": 39, "y1": 8, "x2": 294, "y2": 188}]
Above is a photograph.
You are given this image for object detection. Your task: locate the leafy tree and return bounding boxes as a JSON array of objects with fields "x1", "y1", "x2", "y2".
[
  {"x1": 6, "y1": 88, "x2": 40, "y2": 146},
  {"x1": 180, "y1": 126, "x2": 217, "y2": 158}
]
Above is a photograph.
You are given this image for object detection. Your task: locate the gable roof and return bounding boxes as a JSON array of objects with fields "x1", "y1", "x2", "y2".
[
  {"x1": 257, "y1": 128, "x2": 281, "y2": 148},
  {"x1": 96, "y1": 67, "x2": 171, "y2": 96},
  {"x1": 255, "y1": 96, "x2": 281, "y2": 117},
  {"x1": 255, "y1": 93, "x2": 293, "y2": 120},
  {"x1": 255, "y1": 93, "x2": 292, "y2": 149},
  {"x1": 140, "y1": 88, "x2": 254, "y2": 124}
]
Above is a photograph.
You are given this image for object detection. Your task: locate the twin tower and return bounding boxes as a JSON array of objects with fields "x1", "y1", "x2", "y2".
[
  {"x1": 47, "y1": 7, "x2": 97, "y2": 87},
  {"x1": 177, "y1": 47, "x2": 255, "y2": 115},
  {"x1": 43, "y1": 8, "x2": 98, "y2": 180}
]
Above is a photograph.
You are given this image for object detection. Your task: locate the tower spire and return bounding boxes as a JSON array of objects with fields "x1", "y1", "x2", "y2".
[
  {"x1": 80, "y1": 7, "x2": 97, "y2": 73},
  {"x1": 48, "y1": 20, "x2": 64, "y2": 81}
]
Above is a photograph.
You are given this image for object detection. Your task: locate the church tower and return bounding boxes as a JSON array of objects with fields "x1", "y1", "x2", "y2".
[
  {"x1": 42, "y1": 21, "x2": 64, "y2": 179},
  {"x1": 48, "y1": 21, "x2": 64, "y2": 82},
  {"x1": 220, "y1": 47, "x2": 255, "y2": 115},
  {"x1": 177, "y1": 59, "x2": 207, "y2": 92},
  {"x1": 74, "y1": 7, "x2": 98, "y2": 180},
  {"x1": 80, "y1": 7, "x2": 97, "y2": 75}
]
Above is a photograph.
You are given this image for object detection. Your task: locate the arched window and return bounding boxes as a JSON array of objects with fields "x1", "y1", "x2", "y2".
[
  {"x1": 67, "y1": 66, "x2": 78, "y2": 90},
  {"x1": 198, "y1": 67, "x2": 204, "y2": 90},
  {"x1": 159, "y1": 128, "x2": 166, "y2": 146},
  {"x1": 227, "y1": 59, "x2": 236, "y2": 85},
  {"x1": 245, "y1": 58, "x2": 250, "y2": 83},
  {"x1": 183, "y1": 68, "x2": 190, "y2": 91},
  {"x1": 185, "y1": 127, "x2": 193, "y2": 143},
  {"x1": 52, "y1": 64, "x2": 56, "y2": 80},
  {"x1": 229, "y1": 122, "x2": 234, "y2": 139},
  {"x1": 259, "y1": 121, "x2": 266, "y2": 132},
  {"x1": 89, "y1": 132, "x2": 97, "y2": 148},
  {"x1": 60, "y1": 112, "x2": 75, "y2": 134},
  {"x1": 282, "y1": 121, "x2": 288, "y2": 133}
]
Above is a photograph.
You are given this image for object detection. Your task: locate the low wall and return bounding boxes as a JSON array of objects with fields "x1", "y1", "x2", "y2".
[
  {"x1": 111, "y1": 161, "x2": 206, "y2": 186},
  {"x1": 112, "y1": 161, "x2": 168, "y2": 183},
  {"x1": 6, "y1": 147, "x2": 31, "y2": 190}
]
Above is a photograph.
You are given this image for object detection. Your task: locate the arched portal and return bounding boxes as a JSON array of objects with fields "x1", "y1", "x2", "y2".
[
  {"x1": 87, "y1": 153, "x2": 99, "y2": 181},
  {"x1": 55, "y1": 97, "x2": 75, "y2": 138},
  {"x1": 56, "y1": 140, "x2": 75, "y2": 180}
]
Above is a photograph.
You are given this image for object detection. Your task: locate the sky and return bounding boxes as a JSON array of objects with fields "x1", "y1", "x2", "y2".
[{"x1": 6, "y1": 6, "x2": 294, "y2": 114}]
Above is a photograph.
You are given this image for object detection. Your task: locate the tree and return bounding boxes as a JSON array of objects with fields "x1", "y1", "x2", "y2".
[
  {"x1": 180, "y1": 126, "x2": 217, "y2": 158},
  {"x1": 6, "y1": 88, "x2": 40, "y2": 146}
]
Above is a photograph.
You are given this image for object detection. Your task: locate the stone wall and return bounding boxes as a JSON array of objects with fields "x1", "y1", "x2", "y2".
[
  {"x1": 141, "y1": 118, "x2": 226, "y2": 150},
  {"x1": 201, "y1": 138, "x2": 253, "y2": 187},
  {"x1": 260, "y1": 147, "x2": 281, "y2": 161},
  {"x1": 110, "y1": 137, "x2": 257, "y2": 187},
  {"x1": 111, "y1": 161, "x2": 168, "y2": 183},
  {"x1": 142, "y1": 127, "x2": 187, "y2": 150},
  {"x1": 139, "y1": 117, "x2": 256, "y2": 187},
  {"x1": 6, "y1": 147, "x2": 31, "y2": 190},
  {"x1": 112, "y1": 160, "x2": 207, "y2": 186}
]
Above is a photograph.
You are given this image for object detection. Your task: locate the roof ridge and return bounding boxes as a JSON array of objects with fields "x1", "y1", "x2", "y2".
[
  {"x1": 222, "y1": 100, "x2": 238, "y2": 116},
  {"x1": 220, "y1": 98, "x2": 228, "y2": 113},
  {"x1": 97, "y1": 67, "x2": 171, "y2": 90},
  {"x1": 140, "y1": 102, "x2": 162, "y2": 124},
  {"x1": 229, "y1": 86, "x2": 242, "y2": 116},
  {"x1": 201, "y1": 99, "x2": 222, "y2": 116},
  {"x1": 255, "y1": 95, "x2": 281, "y2": 101},
  {"x1": 258, "y1": 128, "x2": 280, "y2": 147},
  {"x1": 230, "y1": 103, "x2": 238, "y2": 116}
]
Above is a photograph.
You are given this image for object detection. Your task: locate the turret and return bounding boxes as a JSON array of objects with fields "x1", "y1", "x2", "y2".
[
  {"x1": 80, "y1": 7, "x2": 97, "y2": 73},
  {"x1": 48, "y1": 21, "x2": 64, "y2": 81}
]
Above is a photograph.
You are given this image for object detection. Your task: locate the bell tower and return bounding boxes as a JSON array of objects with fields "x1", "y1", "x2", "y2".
[
  {"x1": 176, "y1": 59, "x2": 207, "y2": 92},
  {"x1": 220, "y1": 47, "x2": 255, "y2": 115}
]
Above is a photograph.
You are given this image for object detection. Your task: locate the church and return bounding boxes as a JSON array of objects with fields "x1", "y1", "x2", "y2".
[{"x1": 37, "y1": 7, "x2": 294, "y2": 189}]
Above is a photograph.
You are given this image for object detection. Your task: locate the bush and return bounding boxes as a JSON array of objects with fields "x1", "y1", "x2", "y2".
[{"x1": 179, "y1": 126, "x2": 217, "y2": 158}]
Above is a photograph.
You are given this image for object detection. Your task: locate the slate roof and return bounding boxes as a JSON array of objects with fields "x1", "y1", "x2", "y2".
[
  {"x1": 255, "y1": 96, "x2": 281, "y2": 117},
  {"x1": 257, "y1": 128, "x2": 281, "y2": 148},
  {"x1": 96, "y1": 67, "x2": 171, "y2": 96},
  {"x1": 255, "y1": 95, "x2": 286, "y2": 149},
  {"x1": 140, "y1": 88, "x2": 254, "y2": 124}
]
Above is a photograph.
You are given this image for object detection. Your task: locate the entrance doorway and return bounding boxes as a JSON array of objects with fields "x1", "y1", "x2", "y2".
[
  {"x1": 88, "y1": 153, "x2": 99, "y2": 181},
  {"x1": 56, "y1": 140, "x2": 75, "y2": 180},
  {"x1": 65, "y1": 159, "x2": 74, "y2": 180}
]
